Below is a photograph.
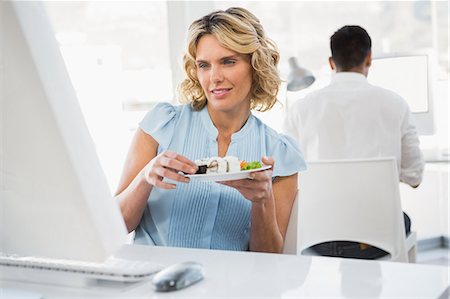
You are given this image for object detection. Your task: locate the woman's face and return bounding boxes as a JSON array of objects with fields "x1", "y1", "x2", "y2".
[{"x1": 195, "y1": 34, "x2": 253, "y2": 114}]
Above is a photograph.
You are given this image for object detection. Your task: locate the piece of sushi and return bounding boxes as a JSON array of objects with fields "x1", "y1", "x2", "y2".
[
  {"x1": 194, "y1": 157, "x2": 217, "y2": 174},
  {"x1": 225, "y1": 156, "x2": 240, "y2": 172}
]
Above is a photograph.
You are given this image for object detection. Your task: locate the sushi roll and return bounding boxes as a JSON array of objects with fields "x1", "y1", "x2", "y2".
[
  {"x1": 194, "y1": 156, "x2": 241, "y2": 174},
  {"x1": 194, "y1": 157, "x2": 217, "y2": 174},
  {"x1": 225, "y1": 156, "x2": 240, "y2": 172}
]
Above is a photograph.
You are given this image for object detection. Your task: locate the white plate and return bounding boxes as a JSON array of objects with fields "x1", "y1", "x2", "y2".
[{"x1": 186, "y1": 165, "x2": 272, "y2": 182}]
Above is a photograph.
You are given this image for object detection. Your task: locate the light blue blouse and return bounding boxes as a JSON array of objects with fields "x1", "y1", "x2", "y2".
[{"x1": 134, "y1": 102, "x2": 306, "y2": 250}]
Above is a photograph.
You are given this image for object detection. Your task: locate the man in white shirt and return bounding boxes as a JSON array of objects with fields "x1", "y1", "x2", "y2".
[{"x1": 283, "y1": 25, "x2": 425, "y2": 259}]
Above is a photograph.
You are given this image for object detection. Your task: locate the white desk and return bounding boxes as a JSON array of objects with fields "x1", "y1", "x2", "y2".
[{"x1": 1, "y1": 245, "x2": 449, "y2": 298}]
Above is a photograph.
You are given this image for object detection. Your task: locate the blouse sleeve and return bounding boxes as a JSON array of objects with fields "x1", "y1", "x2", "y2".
[
  {"x1": 267, "y1": 132, "x2": 307, "y2": 177},
  {"x1": 138, "y1": 102, "x2": 178, "y2": 151}
]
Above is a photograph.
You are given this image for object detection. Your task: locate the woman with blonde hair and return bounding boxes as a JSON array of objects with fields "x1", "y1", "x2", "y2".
[{"x1": 115, "y1": 7, "x2": 305, "y2": 253}]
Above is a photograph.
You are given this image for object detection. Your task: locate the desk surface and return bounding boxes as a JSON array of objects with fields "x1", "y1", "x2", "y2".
[
  {"x1": 1, "y1": 245, "x2": 449, "y2": 298},
  {"x1": 423, "y1": 148, "x2": 450, "y2": 164}
]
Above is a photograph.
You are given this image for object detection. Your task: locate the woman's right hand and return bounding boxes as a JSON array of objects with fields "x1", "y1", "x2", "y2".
[{"x1": 142, "y1": 150, "x2": 198, "y2": 189}]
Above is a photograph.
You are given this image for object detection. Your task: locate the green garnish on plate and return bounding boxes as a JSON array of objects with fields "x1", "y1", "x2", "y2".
[{"x1": 240, "y1": 161, "x2": 262, "y2": 171}]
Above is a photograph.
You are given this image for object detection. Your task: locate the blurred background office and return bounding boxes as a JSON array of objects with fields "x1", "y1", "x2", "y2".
[{"x1": 43, "y1": 1, "x2": 448, "y2": 263}]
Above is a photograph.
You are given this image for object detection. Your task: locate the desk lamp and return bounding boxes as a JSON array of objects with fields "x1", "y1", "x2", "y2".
[{"x1": 287, "y1": 57, "x2": 315, "y2": 91}]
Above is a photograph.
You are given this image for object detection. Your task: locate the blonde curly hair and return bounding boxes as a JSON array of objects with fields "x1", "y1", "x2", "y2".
[{"x1": 179, "y1": 7, "x2": 281, "y2": 112}]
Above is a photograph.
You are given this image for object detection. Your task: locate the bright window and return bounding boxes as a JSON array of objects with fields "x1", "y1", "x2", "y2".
[{"x1": 45, "y1": 2, "x2": 172, "y2": 191}]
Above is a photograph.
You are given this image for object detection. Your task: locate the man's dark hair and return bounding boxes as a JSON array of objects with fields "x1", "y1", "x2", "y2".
[{"x1": 330, "y1": 25, "x2": 371, "y2": 71}]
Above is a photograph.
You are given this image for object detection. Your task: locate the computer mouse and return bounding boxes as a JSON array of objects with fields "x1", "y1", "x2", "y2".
[{"x1": 152, "y1": 261, "x2": 205, "y2": 292}]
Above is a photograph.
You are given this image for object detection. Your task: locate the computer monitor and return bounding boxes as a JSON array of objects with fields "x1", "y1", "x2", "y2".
[
  {"x1": 0, "y1": 1, "x2": 127, "y2": 262},
  {"x1": 368, "y1": 52, "x2": 435, "y2": 135}
]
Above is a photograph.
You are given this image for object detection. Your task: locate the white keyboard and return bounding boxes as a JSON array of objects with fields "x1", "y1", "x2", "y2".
[{"x1": 0, "y1": 254, "x2": 163, "y2": 282}]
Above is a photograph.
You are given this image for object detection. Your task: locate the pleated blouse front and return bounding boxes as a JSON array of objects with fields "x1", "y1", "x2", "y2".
[{"x1": 134, "y1": 102, "x2": 306, "y2": 250}]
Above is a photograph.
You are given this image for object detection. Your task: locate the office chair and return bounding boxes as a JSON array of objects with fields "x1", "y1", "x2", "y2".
[{"x1": 284, "y1": 158, "x2": 417, "y2": 262}]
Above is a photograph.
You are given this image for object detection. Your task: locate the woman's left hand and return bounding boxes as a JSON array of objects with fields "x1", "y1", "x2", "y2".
[{"x1": 218, "y1": 156, "x2": 274, "y2": 204}]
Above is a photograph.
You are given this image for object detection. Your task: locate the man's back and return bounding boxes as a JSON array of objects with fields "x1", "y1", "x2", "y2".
[
  {"x1": 284, "y1": 72, "x2": 424, "y2": 187},
  {"x1": 284, "y1": 24, "x2": 425, "y2": 259}
]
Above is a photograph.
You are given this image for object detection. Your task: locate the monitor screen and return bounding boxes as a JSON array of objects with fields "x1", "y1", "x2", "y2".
[
  {"x1": 1, "y1": 1, "x2": 127, "y2": 262},
  {"x1": 368, "y1": 53, "x2": 434, "y2": 135}
]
